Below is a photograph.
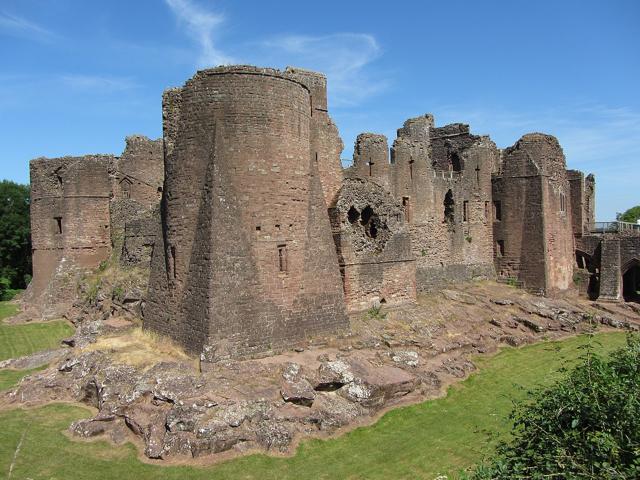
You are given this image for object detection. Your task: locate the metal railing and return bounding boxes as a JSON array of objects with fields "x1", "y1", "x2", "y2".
[{"x1": 591, "y1": 221, "x2": 640, "y2": 234}]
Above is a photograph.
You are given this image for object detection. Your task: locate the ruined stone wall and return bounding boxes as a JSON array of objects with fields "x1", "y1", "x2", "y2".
[
  {"x1": 28, "y1": 155, "x2": 113, "y2": 317},
  {"x1": 284, "y1": 67, "x2": 344, "y2": 207},
  {"x1": 584, "y1": 174, "x2": 596, "y2": 231},
  {"x1": 593, "y1": 234, "x2": 640, "y2": 301},
  {"x1": 330, "y1": 178, "x2": 416, "y2": 311},
  {"x1": 568, "y1": 170, "x2": 586, "y2": 237},
  {"x1": 382, "y1": 117, "x2": 496, "y2": 290},
  {"x1": 493, "y1": 134, "x2": 574, "y2": 294},
  {"x1": 350, "y1": 134, "x2": 391, "y2": 192},
  {"x1": 121, "y1": 212, "x2": 159, "y2": 267},
  {"x1": 110, "y1": 135, "x2": 163, "y2": 252},
  {"x1": 145, "y1": 66, "x2": 348, "y2": 361},
  {"x1": 540, "y1": 137, "x2": 574, "y2": 293},
  {"x1": 568, "y1": 170, "x2": 596, "y2": 237}
]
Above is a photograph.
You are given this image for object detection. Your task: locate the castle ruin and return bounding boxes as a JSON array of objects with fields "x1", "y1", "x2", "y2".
[{"x1": 26, "y1": 65, "x2": 640, "y2": 361}]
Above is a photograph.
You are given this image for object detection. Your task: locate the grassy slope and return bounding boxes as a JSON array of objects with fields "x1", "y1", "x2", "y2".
[
  {"x1": 0, "y1": 301, "x2": 74, "y2": 362},
  {"x1": 0, "y1": 332, "x2": 627, "y2": 480}
]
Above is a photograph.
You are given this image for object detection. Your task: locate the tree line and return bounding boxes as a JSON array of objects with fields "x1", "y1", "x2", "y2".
[{"x1": 0, "y1": 180, "x2": 31, "y2": 300}]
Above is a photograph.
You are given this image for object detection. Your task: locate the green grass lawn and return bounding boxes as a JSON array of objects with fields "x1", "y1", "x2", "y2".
[
  {"x1": 0, "y1": 301, "x2": 74, "y2": 362},
  {"x1": 0, "y1": 365, "x2": 46, "y2": 391},
  {"x1": 0, "y1": 302, "x2": 19, "y2": 322},
  {"x1": 0, "y1": 332, "x2": 627, "y2": 480}
]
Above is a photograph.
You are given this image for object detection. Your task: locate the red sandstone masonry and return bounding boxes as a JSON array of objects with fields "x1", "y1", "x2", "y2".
[{"x1": 144, "y1": 66, "x2": 348, "y2": 361}]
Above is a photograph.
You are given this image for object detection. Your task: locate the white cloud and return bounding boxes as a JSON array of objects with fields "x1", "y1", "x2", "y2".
[
  {"x1": 259, "y1": 33, "x2": 386, "y2": 107},
  {"x1": 59, "y1": 74, "x2": 139, "y2": 92},
  {"x1": 0, "y1": 12, "x2": 56, "y2": 42},
  {"x1": 164, "y1": 0, "x2": 234, "y2": 67}
]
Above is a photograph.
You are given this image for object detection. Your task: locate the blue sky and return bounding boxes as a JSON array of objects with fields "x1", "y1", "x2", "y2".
[{"x1": 1, "y1": 0, "x2": 638, "y2": 220}]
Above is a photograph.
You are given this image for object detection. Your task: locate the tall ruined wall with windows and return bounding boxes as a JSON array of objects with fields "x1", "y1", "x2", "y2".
[
  {"x1": 144, "y1": 66, "x2": 348, "y2": 362},
  {"x1": 345, "y1": 116, "x2": 496, "y2": 292},
  {"x1": 27, "y1": 137, "x2": 164, "y2": 318},
  {"x1": 28, "y1": 155, "x2": 113, "y2": 317},
  {"x1": 492, "y1": 134, "x2": 574, "y2": 294}
]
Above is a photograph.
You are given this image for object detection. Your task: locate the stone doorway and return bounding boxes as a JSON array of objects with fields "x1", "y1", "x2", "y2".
[{"x1": 622, "y1": 261, "x2": 640, "y2": 302}]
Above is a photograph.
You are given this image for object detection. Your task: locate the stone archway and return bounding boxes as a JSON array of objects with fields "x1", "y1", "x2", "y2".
[{"x1": 622, "y1": 259, "x2": 640, "y2": 302}]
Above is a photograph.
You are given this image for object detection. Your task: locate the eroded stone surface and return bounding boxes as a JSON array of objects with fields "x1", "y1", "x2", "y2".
[{"x1": 5, "y1": 282, "x2": 639, "y2": 462}]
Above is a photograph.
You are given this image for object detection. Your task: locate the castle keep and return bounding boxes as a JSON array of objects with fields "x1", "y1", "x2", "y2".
[{"x1": 27, "y1": 65, "x2": 640, "y2": 360}]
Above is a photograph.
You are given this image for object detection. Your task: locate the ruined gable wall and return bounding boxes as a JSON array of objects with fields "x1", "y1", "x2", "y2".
[
  {"x1": 389, "y1": 118, "x2": 496, "y2": 290},
  {"x1": 350, "y1": 133, "x2": 391, "y2": 191},
  {"x1": 145, "y1": 66, "x2": 348, "y2": 360},
  {"x1": 330, "y1": 178, "x2": 416, "y2": 311},
  {"x1": 29, "y1": 155, "x2": 113, "y2": 317}
]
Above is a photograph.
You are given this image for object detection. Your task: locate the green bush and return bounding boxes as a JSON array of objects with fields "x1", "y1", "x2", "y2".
[
  {"x1": 366, "y1": 304, "x2": 387, "y2": 320},
  {"x1": 466, "y1": 334, "x2": 640, "y2": 479}
]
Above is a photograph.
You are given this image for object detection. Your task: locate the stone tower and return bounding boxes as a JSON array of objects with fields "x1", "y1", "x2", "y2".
[
  {"x1": 144, "y1": 66, "x2": 349, "y2": 362},
  {"x1": 28, "y1": 155, "x2": 113, "y2": 317}
]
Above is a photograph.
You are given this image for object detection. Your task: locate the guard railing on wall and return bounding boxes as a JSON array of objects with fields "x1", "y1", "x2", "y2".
[{"x1": 591, "y1": 221, "x2": 640, "y2": 234}]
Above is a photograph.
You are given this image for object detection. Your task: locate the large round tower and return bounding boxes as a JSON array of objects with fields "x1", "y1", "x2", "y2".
[{"x1": 145, "y1": 66, "x2": 348, "y2": 361}]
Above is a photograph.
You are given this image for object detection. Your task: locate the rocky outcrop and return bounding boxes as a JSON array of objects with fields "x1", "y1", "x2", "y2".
[{"x1": 3, "y1": 282, "x2": 640, "y2": 462}]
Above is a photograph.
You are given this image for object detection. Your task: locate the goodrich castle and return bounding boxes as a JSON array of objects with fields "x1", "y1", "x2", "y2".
[{"x1": 26, "y1": 66, "x2": 640, "y2": 362}]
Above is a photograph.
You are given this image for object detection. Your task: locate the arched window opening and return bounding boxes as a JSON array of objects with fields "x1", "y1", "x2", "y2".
[
  {"x1": 360, "y1": 205, "x2": 378, "y2": 239},
  {"x1": 443, "y1": 190, "x2": 455, "y2": 224},
  {"x1": 347, "y1": 206, "x2": 360, "y2": 224},
  {"x1": 450, "y1": 152, "x2": 462, "y2": 172}
]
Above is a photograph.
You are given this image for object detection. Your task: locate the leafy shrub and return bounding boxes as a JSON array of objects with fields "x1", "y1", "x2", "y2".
[
  {"x1": 112, "y1": 284, "x2": 125, "y2": 301},
  {"x1": 506, "y1": 277, "x2": 518, "y2": 287},
  {"x1": 366, "y1": 304, "x2": 387, "y2": 320},
  {"x1": 84, "y1": 281, "x2": 100, "y2": 305},
  {"x1": 466, "y1": 334, "x2": 640, "y2": 479}
]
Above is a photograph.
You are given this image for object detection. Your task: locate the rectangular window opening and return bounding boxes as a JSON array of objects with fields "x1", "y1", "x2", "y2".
[
  {"x1": 497, "y1": 240, "x2": 505, "y2": 257},
  {"x1": 402, "y1": 196, "x2": 411, "y2": 223},
  {"x1": 493, "y1": 201, "x2": 502, "y2": 221},
  {"x1": 54, "y1": 216, "x2": 62, "y2": 234},
  {"x1": 277, "y1": 244, "x2": 288, "y2": 273}
]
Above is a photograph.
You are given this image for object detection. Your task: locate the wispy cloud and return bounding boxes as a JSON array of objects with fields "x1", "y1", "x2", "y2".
[
  {"x1": 162, "y1": 2, "x2": 386, "y2": 107},
  {"x1": 259, "y1": 33, "x2": 386, "y2": 107},
  {"x1": 164, "y1": 0, "x2": 233, "y2": 67},
  {"x1": 58, "y1": 74, "x2": 139, "y2": 92},
  {"x1": 0, "y1": 12, "x2": 56, "y2": 42}
]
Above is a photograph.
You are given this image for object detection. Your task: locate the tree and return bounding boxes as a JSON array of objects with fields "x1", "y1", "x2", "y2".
[
  {"x1": 617, "y1": 205, "x2": 640, "y2": 224},
  {"x1": 0, "y1": 180, "x2": 31, "y2": 295},
  {"x1": 468, "y1": 335, "x2": 640, "y2": 479}
]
